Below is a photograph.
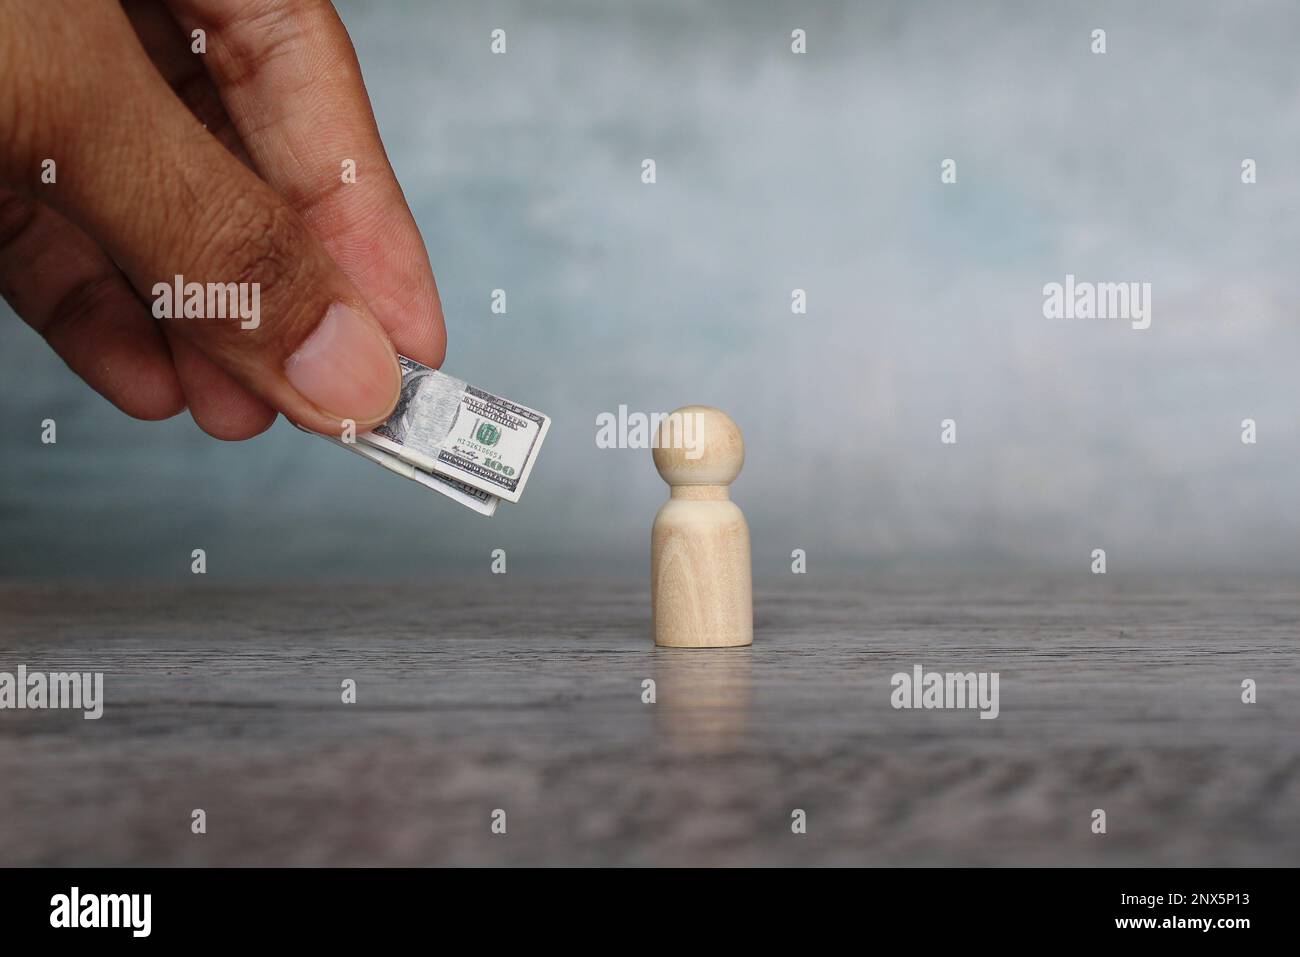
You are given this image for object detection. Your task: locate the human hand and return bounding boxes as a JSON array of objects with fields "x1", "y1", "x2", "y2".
[{"x1": 0, "y1": 0, "x2": 445, "y2": 438}]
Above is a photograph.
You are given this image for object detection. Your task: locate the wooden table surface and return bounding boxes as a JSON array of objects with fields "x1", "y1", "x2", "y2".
[{"x1": 1, "y1": 577, "x2": 1297, "y2": 866}]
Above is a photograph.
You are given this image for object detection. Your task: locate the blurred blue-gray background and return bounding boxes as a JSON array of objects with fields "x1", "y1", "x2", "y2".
[{"x1": 2, "y1": 0, "x2": 1297, "y2": 582}]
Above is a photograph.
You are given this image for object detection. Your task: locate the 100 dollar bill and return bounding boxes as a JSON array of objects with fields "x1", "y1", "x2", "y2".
[
  {"x1": 361, "y1": 356, "x2": 549, "y2": 504},
  {"x1": 317, "y1": 432, "x2": 498, "y2": 516}
]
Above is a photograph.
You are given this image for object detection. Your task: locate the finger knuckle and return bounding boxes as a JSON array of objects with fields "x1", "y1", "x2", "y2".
[
  {"x1": 0, "y1": 192, "x2": 40, "y2": 253},
  {"x1": 201, "y1": 193, "x2": 312, "y2": 344},
  {"x1": 210, "y1": 0, "x2": 322, "y2": 91},
  {"x1": 42, "y1": 274, "x2": 124, "y2": 350}
]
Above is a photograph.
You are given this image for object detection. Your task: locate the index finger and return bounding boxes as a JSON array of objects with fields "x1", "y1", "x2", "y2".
[{"x1": 165, "y1": 0, "x2": 446, "y2": 369}]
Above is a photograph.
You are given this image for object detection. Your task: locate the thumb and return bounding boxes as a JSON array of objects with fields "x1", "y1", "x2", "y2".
[{"x1": 24, "y1": 11, "x2": 401, "y2": 434}]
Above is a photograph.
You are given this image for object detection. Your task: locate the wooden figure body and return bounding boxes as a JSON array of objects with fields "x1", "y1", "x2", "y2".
[{"x1": 651, "y1": 406, "x2": 753, "y2": 648}]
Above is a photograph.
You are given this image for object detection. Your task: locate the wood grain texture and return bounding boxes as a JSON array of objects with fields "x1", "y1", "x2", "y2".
[
  {"x1": 651, "y1": 406, "x2": 753, "y2": 648},
  {"x1": 0, "y1": 576, "x2": 1297, "y2": 866},
  {"x1": 652, "y1": 497, "x2": 753, "y2": 648}
]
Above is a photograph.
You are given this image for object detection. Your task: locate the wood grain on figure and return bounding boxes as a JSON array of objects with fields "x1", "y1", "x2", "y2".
[{"x1": 652, "y1": 406, "x2": 753, "y2": 648}]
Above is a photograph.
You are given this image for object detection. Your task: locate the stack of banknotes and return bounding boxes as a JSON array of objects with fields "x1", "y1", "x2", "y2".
[{"x1": 303, "y1": 355, "x2": 550, "y2": 516}]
